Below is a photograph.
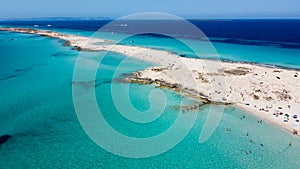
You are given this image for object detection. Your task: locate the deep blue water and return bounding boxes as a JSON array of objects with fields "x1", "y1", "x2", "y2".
[{"x1": 2, "y1": 19, "x2": 300, "y2": 43}]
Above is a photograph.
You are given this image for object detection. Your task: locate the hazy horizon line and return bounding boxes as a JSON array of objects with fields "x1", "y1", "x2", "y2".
[{"x1": 0, "y1": 16, "x2": 300, "y2": 21}]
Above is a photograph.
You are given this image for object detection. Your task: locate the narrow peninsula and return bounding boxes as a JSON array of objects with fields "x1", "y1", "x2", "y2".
[{"x1": 1, "y1": 27, "x2": 299, "y2": 137}]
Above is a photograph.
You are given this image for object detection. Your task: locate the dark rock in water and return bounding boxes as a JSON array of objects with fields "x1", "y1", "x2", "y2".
[
  {"x1": 74, "y1": 46, "x2": 82, "y2": 51},
  {"x1": 63, "y1": 41, "x2": 71, "y2": 46},
  {"x1": 0, "y1": 134, "x2": 12, "y2": 145}
]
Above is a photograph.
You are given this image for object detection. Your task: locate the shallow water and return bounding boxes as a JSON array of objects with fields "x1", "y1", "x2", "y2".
[{"x1": 0, "y1": 25, "x2": 300, "y2": 168}]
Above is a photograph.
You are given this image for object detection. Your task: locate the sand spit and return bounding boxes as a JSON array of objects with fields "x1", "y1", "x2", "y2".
[{"x1": 1, "y1": 27, "x2": 299, "y2": 137}]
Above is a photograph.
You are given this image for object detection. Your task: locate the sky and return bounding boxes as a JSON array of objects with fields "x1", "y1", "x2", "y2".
[{"x1": 0, "y1": 0, "x2": 299, "y2": 19}]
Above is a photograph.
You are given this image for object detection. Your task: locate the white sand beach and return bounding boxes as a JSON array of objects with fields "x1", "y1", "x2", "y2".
[{"x1": 1, "y1": 27, "x2": 299, "y2": 137}]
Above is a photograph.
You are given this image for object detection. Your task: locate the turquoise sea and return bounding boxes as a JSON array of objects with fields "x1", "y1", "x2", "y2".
[{"x1": 1, "y1": 20, "x2": 300, "y2": 168}]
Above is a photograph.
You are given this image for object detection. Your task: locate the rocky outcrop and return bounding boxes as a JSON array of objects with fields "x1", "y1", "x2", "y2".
[
  {"x1": 123, "y1": 72, "x2": 232, "y2": 107},
  {"x1": 221, "y1": 67, "x2": 251, "y2": 76},
  {"x1": 122, "y1": 70, "x2": 233, "y2": 109},
  {"x1": 0, "y1": 134, "x2": 12, "y2": 145}
]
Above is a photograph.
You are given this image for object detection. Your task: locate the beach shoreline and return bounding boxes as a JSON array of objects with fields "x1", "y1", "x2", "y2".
[
  {"x1": 236, "y1": 104, "x2": 299, "y2": 138},
  {"x1": 1, "y1": 27, "x2": 299, "y2": 138}
]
